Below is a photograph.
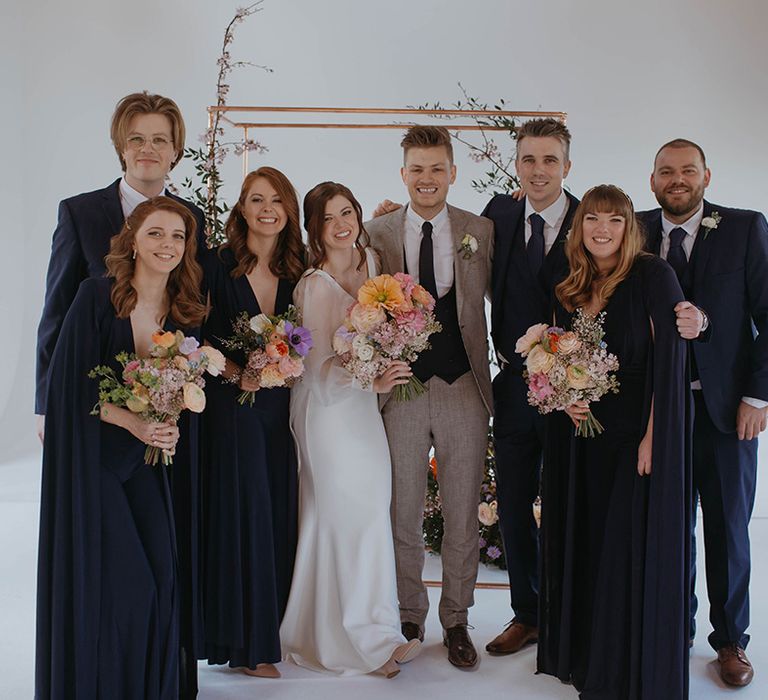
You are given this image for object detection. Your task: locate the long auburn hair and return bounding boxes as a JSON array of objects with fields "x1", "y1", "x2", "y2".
[
  {"x1": 222, "y1": 167, "x2": 306, "y2": 282},
  {"x1": 556, "y1": 184, "x2": 648, "y2": 312},
  {"x1": 105, "y1": 196, "x2": 206, "y2": 328},
  {"x1": 304, "y1": 181, "x2": 369, "y2": 271}
]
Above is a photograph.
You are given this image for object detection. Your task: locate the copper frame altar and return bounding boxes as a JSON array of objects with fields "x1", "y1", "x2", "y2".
[
  {"x1": 208, "y1": 105, "x2": 567, "y2": 590},
  {"x1": 208, "y1": 105, "x2": 568, "y2": 177}
]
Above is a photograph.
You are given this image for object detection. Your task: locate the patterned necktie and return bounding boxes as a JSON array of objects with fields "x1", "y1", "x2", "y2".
[
  {"x1": 527, "y1": 213, "x2": 545, "y2": 274},
  {"x1": 418, "y1": 221, "x2": 438, "y2": 300},
  {"x1": 667, "y1": 227, "x2": 688, "y2": 282}
]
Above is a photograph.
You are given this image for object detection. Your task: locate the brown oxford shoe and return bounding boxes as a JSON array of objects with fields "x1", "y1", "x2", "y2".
[
  {"x1": 443, "y1": 625, "x2": 478, "y2": 668},
  {"x1": 401, "y1": 621, "x2": 424, "y2": 642},
  {"x1": 485, "y1": 619, "x2": 538, "y2": 654},
  {"x1": 717, "y1": 644, "x2": 754, "y2": 687}
]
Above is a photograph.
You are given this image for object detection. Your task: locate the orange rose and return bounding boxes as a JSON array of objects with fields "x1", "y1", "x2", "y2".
[
  {"x1": 411, "y1": 284, "x2": 435, "y2": 310},
  {"x1": 152, "y1": 330, "x2": 176, "y2": 348},
  {"x1": 265, "y1": 341, "x2": 289, "y2": 359}
]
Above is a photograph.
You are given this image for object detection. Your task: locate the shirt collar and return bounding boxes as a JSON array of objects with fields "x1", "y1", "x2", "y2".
[
  {"x1": 406, "y1": 203, "x2": 449, "y2": 230},
  {"x1": 525, "y1": 189, "x2": 567, "y2": 229},
  {"x1": 661, "y1": 201, "x2": 704, "y2": 238}
]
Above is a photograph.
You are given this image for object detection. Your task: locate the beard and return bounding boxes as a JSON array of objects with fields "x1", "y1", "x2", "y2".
[{"x1": 655, "y1": 182, "x2": 705, "y2": 218}]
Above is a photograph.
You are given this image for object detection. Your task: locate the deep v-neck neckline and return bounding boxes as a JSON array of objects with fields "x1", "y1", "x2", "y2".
[
  {"x1": 128, "y1": 313, "x2": 173, "y2": 359},
  {"x1": 318, "y1": 248, "x2": 375, "y2": 300}
]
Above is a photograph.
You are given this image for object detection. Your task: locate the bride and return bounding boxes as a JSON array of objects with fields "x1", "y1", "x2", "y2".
[{"x1": 280, "y1": 182, "x2": 421, "y2": 678}]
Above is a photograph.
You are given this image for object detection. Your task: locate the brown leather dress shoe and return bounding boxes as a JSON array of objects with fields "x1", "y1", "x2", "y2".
[
  {"x1": 443, "y1": 625, "x2": 478, "y2": 668},
  {"x1": 485, "y1": 619, "x2": 538, "y2": 654},
  {"x1": 717, "y1": 644, "x2": 754, "y2": 687},
  {"x1": 401, "y1": 621, "x2": 424, "y2": 642}
]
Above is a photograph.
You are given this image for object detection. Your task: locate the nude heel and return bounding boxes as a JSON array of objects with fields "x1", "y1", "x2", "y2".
[{"x1": 242, "y1": 663, "x2": 281, "y2": 678}]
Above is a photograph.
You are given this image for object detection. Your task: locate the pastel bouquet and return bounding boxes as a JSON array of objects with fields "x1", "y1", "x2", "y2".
[
  {"x1": 333, "y1": 272, "x2": 441, "y2": 401},
  {"x1": 515, "y1": 309, "x2": 620, "y2": 437},
  {"x1": 89, "y1": 330, "x2": 226, "y2": 465},
  {"x1": 220, "y1": 305, "x2": 312, "y2": 405}
]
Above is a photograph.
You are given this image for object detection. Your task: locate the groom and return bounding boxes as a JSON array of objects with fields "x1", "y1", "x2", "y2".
[{"x1": 366, "y1": 125, "x2": 493, "y2": 668}]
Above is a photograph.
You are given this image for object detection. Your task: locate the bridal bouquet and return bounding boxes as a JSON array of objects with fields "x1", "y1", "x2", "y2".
[
  {"x1": 220, "y1": 305, "x2": 312, "y2": 405},
  {"x1": 333, "y1": 272, "x2": 441, "y2": 401},
  {"x1": 89, "y1": 331, "x2": 226, "y2": 465},
  {"x1": 515, "y1": 310, "x2": 620, "y2": 437}
]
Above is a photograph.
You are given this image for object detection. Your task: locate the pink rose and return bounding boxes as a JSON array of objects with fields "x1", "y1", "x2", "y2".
[
  {"x1": 394, "y1": 272, "x2": 415, "y2": 298},
  {"x1": 259, "y1": 363, "x2": 285, "y2": 388},
  {"x1": 515, "y1": 323, "x2": 548, "y2": 358},
  {"x1": 278, "y1": 355, "x2": 304, "y2": 378},
  {"x1": 411, "y1": 284, "x2": 435, "y2": 311},
  {"x1": 350, "y1": 302, "x2": 386, "y2": 333},
  {"x1": 529, "y1": 372, "x2": 554, "y2": 400},
  {"x1": 394, "y1": 309, "x2": 426, "y2": 333}
]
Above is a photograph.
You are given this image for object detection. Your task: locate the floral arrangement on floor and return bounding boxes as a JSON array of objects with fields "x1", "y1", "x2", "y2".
[
  {"x1": 88, "y1": 331, "x2": 226, "y2": 465},
  {"x1": 423, "y1": 427, "x2": 507, "y2": 569},
  {"x1": 333, "y1": 273, "x2": 441, "y2": 401},
  {"x1": 516, "y1": 311, "x2": 620, "y2": 437},
  {"x1": 219, "y1": 305, "x2": 312, "y2": 405},
  {"x1": 180, "y1": 2, "x2": 271, "y2": 245}
]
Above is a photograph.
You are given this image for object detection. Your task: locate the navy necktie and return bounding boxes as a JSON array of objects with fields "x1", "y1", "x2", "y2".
[
  {"x1": 527, "y1": 213, "x2": 545, "y2": 274},
  {"x1": 418, "y1": 221, "x2": 438, "y2": 300},
  {"x1": 667, "y1": 227, "x2": 688, "y2": 282}
]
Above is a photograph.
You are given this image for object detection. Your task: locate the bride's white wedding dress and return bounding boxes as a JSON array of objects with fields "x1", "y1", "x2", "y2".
[{"x1": 281, "y1": 248, "x2": 406, "y2": 675}]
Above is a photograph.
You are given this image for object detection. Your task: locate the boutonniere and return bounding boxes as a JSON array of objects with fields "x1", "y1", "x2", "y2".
[
  {"x1": 458, "y1": 234, "x2": 479, "y2": 259},
  {"x1": 701, "y1": 211, "x2": 721, "y2": 240}
]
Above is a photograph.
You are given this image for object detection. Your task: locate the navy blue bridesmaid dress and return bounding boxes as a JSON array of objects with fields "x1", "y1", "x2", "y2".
[
  {"x1": 538, "y1": 255, "x2": 692, "y2": 699},
  {"x1": 201, "y1": 247, "x2": 298, "y2": 669},
  {"x1": 35, "y1": 277, "x2": 200, "y2": 699}
]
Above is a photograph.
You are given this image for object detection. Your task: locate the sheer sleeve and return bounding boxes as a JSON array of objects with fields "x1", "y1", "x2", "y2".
[{"x1": 294, "y1": 271, "x2": 370, "y2": 406}]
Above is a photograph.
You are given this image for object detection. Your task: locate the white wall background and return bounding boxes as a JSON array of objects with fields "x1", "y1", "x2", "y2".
[{"x1": 2, "y1": 0, "x2": 767, "y2": 503}]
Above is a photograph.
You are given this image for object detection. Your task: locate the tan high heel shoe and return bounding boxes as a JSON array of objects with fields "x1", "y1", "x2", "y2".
[
  {"x1": 375, "y1": 639, "x2": 423, "y2": 678},
  {"x1": 242, "y1": 663, "x2": 281, "y2": 678}
]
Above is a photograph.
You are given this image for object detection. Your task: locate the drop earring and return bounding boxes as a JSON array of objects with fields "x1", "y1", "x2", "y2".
[{"x1": 132, "y1": 249, "x2": 136, "y2": 260}]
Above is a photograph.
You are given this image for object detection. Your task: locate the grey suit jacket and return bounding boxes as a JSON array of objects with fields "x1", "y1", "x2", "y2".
[{"x1": 365, "y1": 204, "x2": 494, "y2": 415}]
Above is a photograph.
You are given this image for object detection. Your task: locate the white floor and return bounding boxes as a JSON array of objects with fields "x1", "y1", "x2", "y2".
[{"x1": 2, "y1": 452, "x2": 767, "y2": 699}]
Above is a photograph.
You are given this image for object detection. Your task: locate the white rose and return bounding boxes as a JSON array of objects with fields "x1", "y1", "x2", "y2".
[
  {"x1": 352, "y1": 335, "x2": 375, "y2": 362},
  {"x1": 515, "y1": 323, "x2": 548, "y2": 358},
  {"x1": 701, "y1": 217, "x2": 717, "y2": 229},
  {"x1": 526, "y1": 344, "x2": 555, "y2": 374},
  {"x1": 462, "y1": 234, "x2": 479, "y2": 253},
  {"x1": 249, "y1": 313, "x2": 271, "y2": 334},
  {"x1": 478, "y1": 501, "x2": 498, "y2": 527}
]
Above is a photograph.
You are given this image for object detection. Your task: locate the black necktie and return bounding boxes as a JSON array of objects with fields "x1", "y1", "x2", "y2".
[
  {"x1": 418, "y1": 221, "x2": 438, "y2": 300},
  {"x1": 527, "y1": 213, "x2": 545, "y2": 274},
  {"x1": 667, "y1": 227, "x2": 688, "y2": 282}
]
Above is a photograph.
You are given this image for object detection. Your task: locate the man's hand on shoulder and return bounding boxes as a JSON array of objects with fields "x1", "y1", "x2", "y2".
[
  {"x1": 372, "y1": 200, "x2": 402, "y2": 219},
  {"x1": 737, "y1": 401, "x2": 768, "y2": 441}
]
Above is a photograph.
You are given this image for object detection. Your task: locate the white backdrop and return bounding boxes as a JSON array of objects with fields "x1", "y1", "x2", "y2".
[{"x1": 2, "y1": 0, "x2": 767, "y2": 505}]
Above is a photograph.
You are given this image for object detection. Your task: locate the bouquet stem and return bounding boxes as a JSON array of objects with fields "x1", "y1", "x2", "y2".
[
  {"x1": 237, "y1": 390, "x2": 257, "y2": 406},
  {"x1": 392, "y1": 375, "x2": 428, "y2": 402},
  {"x1": 144, "y1": 445, "x2": 174, "y2": 466},
  {"x1": 575, "y1": 410, "x2": 604, "y2": 438}
]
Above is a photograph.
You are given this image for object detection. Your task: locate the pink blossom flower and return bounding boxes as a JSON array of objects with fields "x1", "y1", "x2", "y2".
[{"x1": 529, "y1": 372, "x2": 554, "y2": 400}]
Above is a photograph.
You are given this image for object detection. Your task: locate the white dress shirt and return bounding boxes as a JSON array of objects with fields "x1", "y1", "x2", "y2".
[
  {"x1": 119, "y1": 177, "x2": 165, "y2": 219},
  {"x1": 659, "y1": 203, "x2": 766, "y2": 408},
  {"x1": 405, "y1": 205, "x2": 454, "y2": 298},
  {"x1": 525, "y1": 189, "x2": 569, "y2": 255}
]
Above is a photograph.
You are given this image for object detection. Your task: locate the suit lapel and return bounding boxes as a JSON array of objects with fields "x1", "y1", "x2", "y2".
[
  {"x1": 643, "y1": 209, "x2": 663, "y2": 255},
  {"x1": 102, "y1": 178, "x2": 125, "y2": 234},
  {"x1": 447, "y1": 205, "x2": 470, "y2": 317},
  {"x1": 492, "y1": 200, "x2": 524, "y2": 309},
  {"x1": 692, "y1": 200, "x2": 715, "y2": 292},
  {"x1": 381, "y1": 206, "x2": 407, "y2": 276}
]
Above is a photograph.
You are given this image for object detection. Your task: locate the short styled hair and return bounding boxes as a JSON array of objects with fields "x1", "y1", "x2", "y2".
[
  {"x1": 110, "y1": 91, "x2": 186, "y2": 171},
  {"x1": 400, "y1": 125, "x2": 454, "y2": 164},
  {"x1": 653, "y1": 138, "x2": 707, "y2": 169},
  {"x1": 516, "y1": 117, "x2": 571, "y2": 161}
]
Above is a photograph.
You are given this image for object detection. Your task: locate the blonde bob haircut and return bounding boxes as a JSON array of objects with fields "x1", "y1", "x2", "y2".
[
  {"x1": 110, "y1": 91, "x2": 186, "y2": 171},
  {"x1": 556, "y1": 184, "x2": 648, "y2": 312}
]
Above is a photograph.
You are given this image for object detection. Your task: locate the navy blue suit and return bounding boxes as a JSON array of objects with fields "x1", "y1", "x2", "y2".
[
  {"x1": 482, "y1": 191, "x2": 579, "y2": 626},
  {"x1": 639, "y1": 200, "x2": 768, "y2": 650},
  {"x1": 35, "y1": 178, "x2": 205, "y2": 415}
]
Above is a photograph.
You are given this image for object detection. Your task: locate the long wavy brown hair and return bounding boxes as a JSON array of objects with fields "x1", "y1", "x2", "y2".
[
  {"x1": 222, "y1": 167, "x2": 306, "y2": 282},
  {"x1": 304, "y1": 181, "x2": 369, "y2": 271},
  {"x1": 556, "y1": 184, "x2": 648, "y2": 312},
  {"x1": 105, "y1": 197, "x2": 206, "y2": 327}
]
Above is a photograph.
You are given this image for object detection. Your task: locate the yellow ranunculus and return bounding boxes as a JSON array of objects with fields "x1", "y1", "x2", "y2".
[
  {"x1": 357, "y1": 274, "x2": 406, "y2": 312},
  {"x1": 183, "y1": 382, "x2": 206, "y2": 413}
]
